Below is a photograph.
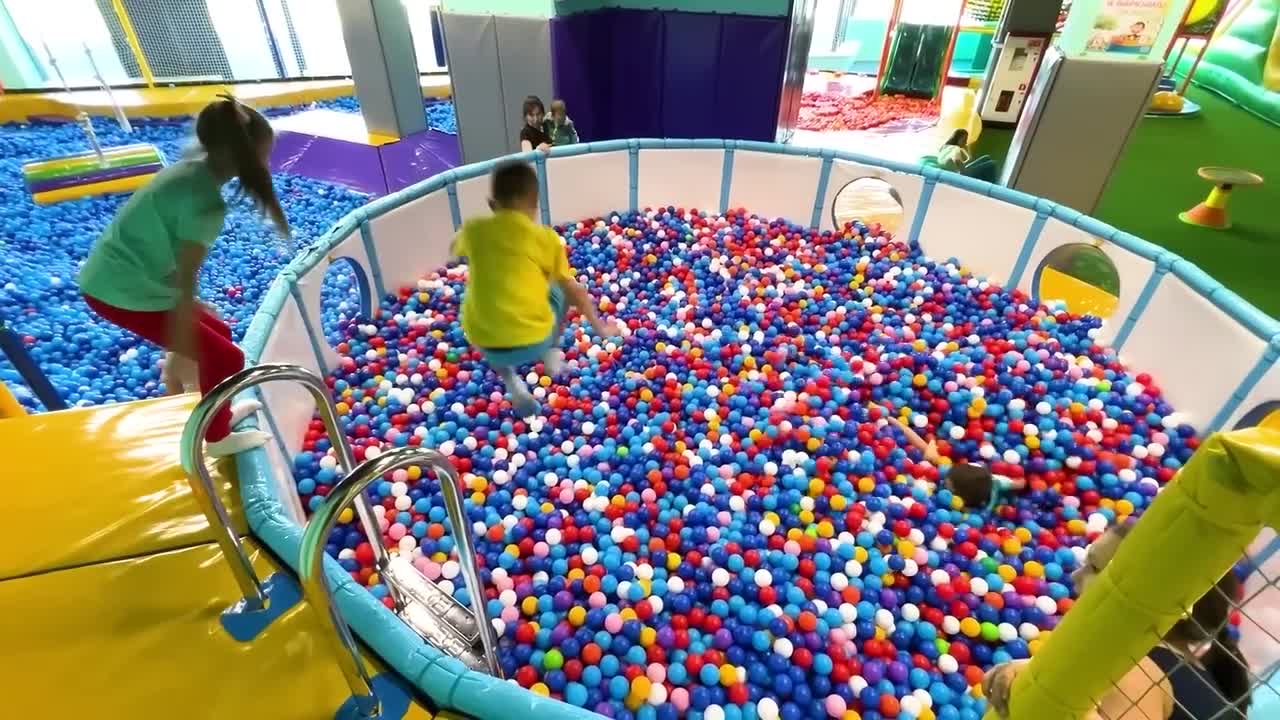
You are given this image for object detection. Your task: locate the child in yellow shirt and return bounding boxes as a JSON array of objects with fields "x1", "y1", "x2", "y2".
[{"x1": 452, "y1": 161, "x2": 622, "y2": 416}]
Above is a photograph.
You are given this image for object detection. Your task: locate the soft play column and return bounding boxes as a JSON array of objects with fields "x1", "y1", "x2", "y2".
[
  {"x1": 336, "y1": 0, "x2": 428, "y2": 138},
  {"x1": 441, "y1": 12, "x2": 554, "y2": 163},
  {"x1": 992, "y1": 427, "x2": 1280, "y2": 719}
]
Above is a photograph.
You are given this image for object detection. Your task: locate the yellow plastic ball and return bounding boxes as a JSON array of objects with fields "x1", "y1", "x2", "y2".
[
  {"x1": 1024, "y1": 561, "x2": 1045, "y2": 578},
  {"x1": 338, "y1": 507, "x2": 354, "y2": 524},
  {"x1": 960, "y1": 617, "x2": 982, "y2": 638},
  {"x1": 530, "y1": 683, "x2": 550, "y2": 697},
  {"x1": 568, "y1": 606, "x2": 587, "y2": 626},
  {"x1": 719, "y1": 664, "x2": 737, "y2": 687}
]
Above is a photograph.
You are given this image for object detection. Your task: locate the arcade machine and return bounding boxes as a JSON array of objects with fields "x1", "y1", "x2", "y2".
[
  {"x1": 975, "y1": 0, "x2": 1064, "y2": 127},
  {"x1": 999, "y1": 0, "x2": 1192, "y2": 213}
]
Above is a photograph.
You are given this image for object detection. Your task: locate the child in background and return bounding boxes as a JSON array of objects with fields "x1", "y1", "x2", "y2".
[
  {"x1": 518, "y1": 95, "x2": 552, "y2": 153},
  {"x1": 452, "y1": 160, "x2": 622, "y2": 417},
  {"x1": 984, "y1": 522, "x2": 1251, "y2": 720},
  {"x1": 80, "y1": 95, "x2": 285, "y2": 457},
  {"x1": 880, "y1": 407, "x2": 1026, "y2": 510},
  {"x1": 544, "y1": 99, "x2": 579, "y2": 146},
  {"x1": 937, "y1": 129, "x2": 972, "y2": 173}
]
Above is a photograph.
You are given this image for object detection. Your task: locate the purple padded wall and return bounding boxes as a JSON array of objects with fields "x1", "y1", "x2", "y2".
[
  {"x1": 661, "y1": 13, "x2": 723, "y2": 139},
  {"x1": 551, "y1": 8, "x2": 789, "y2": 142},
  {"x1": 716, "y1": 15, "x2": 788, "y2": 142},
  {"x1": 550, "y1": 14, "x2": 607, "y2": 140},
  {"x1": 609, "y1": 10, "x2": 664, "y2": 139}
]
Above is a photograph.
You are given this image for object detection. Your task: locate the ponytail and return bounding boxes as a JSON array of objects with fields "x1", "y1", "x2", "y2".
[
  {"x1": 196, "y1": 95, "x2": 289, "y2": 234},
  {"x1": 1203, "y1": 626, "x2": 1252, "y2": 715}
]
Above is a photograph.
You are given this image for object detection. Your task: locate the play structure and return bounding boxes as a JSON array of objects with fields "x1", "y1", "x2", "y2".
[
  {"x1": 14, "y1": 140, "x2": 1258, "y2": 719},
  {"x1": 1171, "y1": 0, "x2": 1280, "y2": 124},
  {"x1": 5, "y1": 2, "x2": 1280, "y2": 719},
  {"x1": 22, "y1": 143, "x2": 165, "y2": 204},
  {"x1": 1145, "y1": 0, "x2": 1232, "y2": 117}
]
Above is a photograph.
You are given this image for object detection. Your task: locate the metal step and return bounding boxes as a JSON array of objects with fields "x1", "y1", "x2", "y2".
[{"x1": 383, "y1": 555, "x2": 488, "y2": 671}]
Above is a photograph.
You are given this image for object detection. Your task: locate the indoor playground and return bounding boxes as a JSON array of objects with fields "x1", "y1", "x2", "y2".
[{"x1": 3, "y1": 1, "x2": 1280, "y2": 719}]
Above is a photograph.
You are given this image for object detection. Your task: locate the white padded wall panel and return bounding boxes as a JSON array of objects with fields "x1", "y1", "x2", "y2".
[
  {"x1": 455, "y1": 175, "x2": 491, "y2": 225},
  {"x1": 1120, "y1": 277, "x2": 1267, "y2": 429},
  {"x1": 1222, "y1": 358, "x2": 1280, "y2": 430},
  {"x1": 916, "y1": 184, "x2": 1034, "y2": 286},
  {"x1": 546, "y1": 151, "x2": 630, "y2": 224},
  {"x1": 728, "y1": 152, "x2": 821, "y2": 223},
  {"x1": 637, "y1": 149, "x2": 722, "y2": 214},
  {"x1": 258, "y1": 298, "x2": 324, "y2": 456},
  {"x1": 368, "y1": 192, "x2": 455, "y2": 291},
  {"x1": 819, "y1": 159, "x2": 925, "y2": 237},
  {"x1": 1021, "y1": 218, "x2": 1154, "y2": 344}
]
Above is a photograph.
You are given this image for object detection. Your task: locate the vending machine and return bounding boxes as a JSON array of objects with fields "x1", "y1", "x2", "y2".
[{"x1": 976, "y1": 0, "x2": 1063, "y2": 127}]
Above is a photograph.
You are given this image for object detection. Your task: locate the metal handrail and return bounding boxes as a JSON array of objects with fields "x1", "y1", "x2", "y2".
[
  {"x1": 300, "y1": 445, "x2": 504, "y2": 716},
  {"x1": 180, "y1": 362, "x2": 405, "y2": 613}
]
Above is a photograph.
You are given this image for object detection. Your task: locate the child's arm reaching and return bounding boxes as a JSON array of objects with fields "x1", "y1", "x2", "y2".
[{"x1": 882, "y1": 410, "x2": 944, "y2": 465}]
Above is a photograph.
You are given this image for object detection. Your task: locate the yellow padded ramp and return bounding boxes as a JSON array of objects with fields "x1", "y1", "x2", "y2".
[
  {"x1": 1, "y1": 540, "x2": 435, "y2": 719},
  {"x1": 0, "y1": 394, "x2": 244, "y2": 581}
]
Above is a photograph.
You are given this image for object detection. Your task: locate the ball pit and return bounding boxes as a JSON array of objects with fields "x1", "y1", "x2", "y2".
[{"x1": 292, "y1": 206, "x2": 1204, "y2": 720}]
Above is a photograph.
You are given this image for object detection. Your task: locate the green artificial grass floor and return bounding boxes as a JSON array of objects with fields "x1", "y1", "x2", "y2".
[{"x1": 974, "y1": 86, "x2": 1280, "y2": 319}]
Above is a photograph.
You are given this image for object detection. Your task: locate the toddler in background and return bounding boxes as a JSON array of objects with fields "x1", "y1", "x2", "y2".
[
  {"x1": 451, "y1": 160, "x2": 622, "y2": 416},
  {"x1": 937, "y1": 129, "x2": 972, "y2": 173},
  {"x1": 879, "y1": 406, "x2": 1026, "y2": 510},
  {"x1": 545, "y1": 99, "x2": 579, "y2": 146}
]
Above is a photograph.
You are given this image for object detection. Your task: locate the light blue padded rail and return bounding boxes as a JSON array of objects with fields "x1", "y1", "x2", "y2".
[{"x1": 236, "y1": 139, "x2": 1280, "y2": 720}]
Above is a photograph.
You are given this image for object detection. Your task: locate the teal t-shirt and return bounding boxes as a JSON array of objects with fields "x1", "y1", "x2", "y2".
[
  {"x1": 79, "y1": 158, "x2": 227, "y2": 311},
  {"x1": 987, "y1": 474, "x2": 1015, "y2": 511}
]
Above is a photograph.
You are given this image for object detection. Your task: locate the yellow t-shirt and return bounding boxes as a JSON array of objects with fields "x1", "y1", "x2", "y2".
[{"x1": 453, "y1": 210, "x2": 573, "y2": 348}]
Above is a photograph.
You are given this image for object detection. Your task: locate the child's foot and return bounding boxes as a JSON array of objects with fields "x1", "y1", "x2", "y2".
[
  {"x1": 499, "y1": 367, "x2": 539, "y2": 418},
  {"x1": 207, "y1": 430, "x2": 272, "y2": 458},
  {"x1": 229, "y1": 399, "x2": 263, "y2": 427},
  {"x1": 541, "y1": 348, "x2": 565, "y2": 377}
]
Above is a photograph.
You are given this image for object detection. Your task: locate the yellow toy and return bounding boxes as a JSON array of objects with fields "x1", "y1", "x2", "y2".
[{"x1": 1149, "y1": 90, "x2": 1186, "y2": 112}]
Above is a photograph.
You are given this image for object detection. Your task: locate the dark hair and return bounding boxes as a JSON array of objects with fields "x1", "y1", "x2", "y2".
[
  {"x1": 947, "y1": 463, "x2": 994, "y2": 508},
  {"x1": 1108, "y1": 523, "x2": 1251, "y2": 714},
  {"x1": 1169, "y1": 571, "x2": 1252, "y2": 714},
  {"x1": 196, "y1": 96, "x2": 288, "y2": 233},
  {"x1": 522, "y1": 95, "x2": 546, "y2": 118},
  {"x1": 490, "y1": 160, "x2": 539, "y2": 210},
  {"x1": 945, "y1": 129, "x2": 969, "y2": 147}
]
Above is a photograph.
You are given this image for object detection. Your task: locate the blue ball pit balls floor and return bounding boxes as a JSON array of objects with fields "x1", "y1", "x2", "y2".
[{"x1": 295, "y1": 208, "x2": 1200, "y2": 720}]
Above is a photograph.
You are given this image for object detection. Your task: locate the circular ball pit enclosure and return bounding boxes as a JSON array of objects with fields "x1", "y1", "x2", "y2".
[{"x1": 233, "y1": 139, "x2": 1280, "y2": 719}]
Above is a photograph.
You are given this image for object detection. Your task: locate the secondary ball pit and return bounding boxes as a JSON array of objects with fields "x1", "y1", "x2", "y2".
[{"x1": 292, "y1": 207, "x2": 1200, "y2": 720}]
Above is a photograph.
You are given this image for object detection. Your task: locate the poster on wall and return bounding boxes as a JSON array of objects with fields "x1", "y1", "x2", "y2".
[
  {"x1": 1057, "y1": 0, "x2": 1190, "y2": 62},
  {"x1": 1084, "y1": 0, "x2": 1172, "y2": 57}
]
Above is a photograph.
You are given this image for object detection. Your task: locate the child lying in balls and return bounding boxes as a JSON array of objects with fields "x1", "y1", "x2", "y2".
[
  {"x1": 879, "y1": 406, "x2": 1026, "y2": 510},
  {"x1": 450, "y1": 160, "x2": 623, "y2": 417}
]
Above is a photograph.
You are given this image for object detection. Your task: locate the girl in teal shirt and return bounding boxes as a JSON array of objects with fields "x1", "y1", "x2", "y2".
[{"x1": 80, "y1": 96, "x2": 288, "y2": 457}]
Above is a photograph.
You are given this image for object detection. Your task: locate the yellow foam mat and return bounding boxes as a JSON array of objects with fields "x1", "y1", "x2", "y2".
[
  {"x1": 0, "y1": 394, "x2": 243, "y2": 581},
  {"x1": 0, "y1": 76, "x2": 452, "y2": 123},
  {"x1": 1, "y1": 540, "x2": 434, "y2": 719}
]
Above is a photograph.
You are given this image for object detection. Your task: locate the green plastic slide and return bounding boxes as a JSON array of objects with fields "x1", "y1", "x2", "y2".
[
  {"x1": 880, "y1": 22, "x2": 954, "y2": 99},
  {"x1": 1177, "y1": 0, "x2": 1280, "y2": 125}
]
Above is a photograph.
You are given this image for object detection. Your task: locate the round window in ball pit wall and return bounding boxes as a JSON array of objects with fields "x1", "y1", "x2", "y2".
[
  {"x1": 1032, "y1": 242, "x2": 1121, "y2": 319},
  {"x1": 1233, "y1": 401, "x2": 1280, "y2": 431},
  {"x1": 319, "y1": 256, "x2": 372, "y2": 347},
  {"x1": 831, "y1": 177, "x2": 903, "y2": 234}
]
